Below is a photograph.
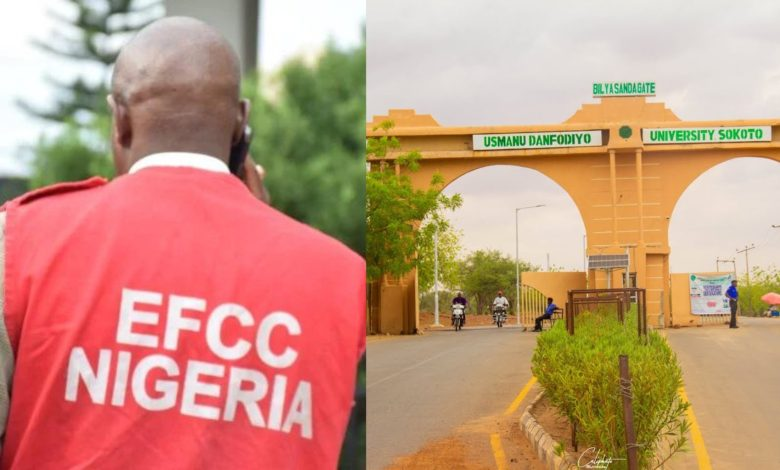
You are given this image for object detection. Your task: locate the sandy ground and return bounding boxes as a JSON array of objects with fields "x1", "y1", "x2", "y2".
[{"x1": 386, "y1": 410, "x2": 545, "y2": 470}]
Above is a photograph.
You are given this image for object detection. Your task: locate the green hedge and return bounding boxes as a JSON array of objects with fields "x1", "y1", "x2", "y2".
[{"x1": 531, "y1": 309, "x2": 690, "y2": 469}]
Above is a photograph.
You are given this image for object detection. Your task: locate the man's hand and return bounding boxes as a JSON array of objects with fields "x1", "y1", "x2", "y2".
[{"x1": 239, "y1": 153, "x2": 270, "y2": 203}]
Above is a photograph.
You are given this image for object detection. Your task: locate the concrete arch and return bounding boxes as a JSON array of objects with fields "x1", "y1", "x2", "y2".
[
  {"x1": 407, "y1": 153, "x2": 605, "y2": 250},
  {"x1": 669, "y1": 155, "x2": 780, "y2": 271},
  {"x1": 667, "y1": 154, "x2": 780, "y2": 220},
  {"x1": 438, "y1": 161, "x2": 589, "y2": 236}
]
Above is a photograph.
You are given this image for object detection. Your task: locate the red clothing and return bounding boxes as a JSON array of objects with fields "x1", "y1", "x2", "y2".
[{"x1": 1, "y1": 167, "x2": 364, "y2": 469}]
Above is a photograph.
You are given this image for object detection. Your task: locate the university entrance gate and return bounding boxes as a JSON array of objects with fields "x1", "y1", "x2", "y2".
[{"x1": 368, "y1": 87, "x2": 780, "y2": 334}]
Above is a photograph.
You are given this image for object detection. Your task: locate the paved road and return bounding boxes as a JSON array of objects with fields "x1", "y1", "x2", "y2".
[
  {"x1": 666, "y1": 317, "x2": 780, "y2": 469},
  {"x1": 367, "y1": 327, "x2": 537, "y2": 470}
]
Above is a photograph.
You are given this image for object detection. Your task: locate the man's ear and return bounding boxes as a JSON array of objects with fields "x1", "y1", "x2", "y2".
[
  {"x1": 107, "y1": 94, "x2": 132, "y2": 174},
  {"x1": 107, "y1": 94, "x2": 132, "y2": 147},
  {"x1": 232, "y1": 99, "x2": 251, "y2": 145}
]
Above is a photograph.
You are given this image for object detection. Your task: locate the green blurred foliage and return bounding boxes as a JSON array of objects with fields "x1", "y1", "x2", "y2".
[
  {"x1": 739, "y1": 267, "x2": 780, "y2": 315},
  {"x1": 0, "y1": 178, "x2": 29, "y2": 203},
  {"x1": 460, "y1": 249, "x2": 538, "y2": 314},
  {"x1": 417, "y1": 218, "x2": 463, "y2": 292},
  {"x1": 244, "y1": 39, "x2": 366, "y2": 254},
  {"x1": 28, "y1": 117, "x2": 114, "y2": 189},
  {"x1": 420, "y1": 289, "x2": 460, "y2": 313},
  {"x1": 532, "y1": 309, "x2": 690, "y2": 469}
]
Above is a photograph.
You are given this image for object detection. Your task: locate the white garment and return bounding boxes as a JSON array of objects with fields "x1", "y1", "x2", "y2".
[
  {"x1": 492, "y1": 296, "x2": 509, "y2": 307},
  {"x1": 129, "y1": 152, "x2": 229, "y2": 174}
]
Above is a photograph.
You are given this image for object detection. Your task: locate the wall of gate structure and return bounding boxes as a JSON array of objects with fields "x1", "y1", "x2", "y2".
[
  {"x1": 520, "y1": 272, "x2": 587, "y2": 326},
  {"x1": 372, "y1": 271, "x2": 418, "y2": 335},
  {"x1": 368, "y1": 97, "x2": 780, "y2": 334}
]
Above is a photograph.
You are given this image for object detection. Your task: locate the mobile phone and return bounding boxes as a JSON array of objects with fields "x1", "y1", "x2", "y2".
[{"x1": 229, "y1": 126, "x2": 253, "y2": 176}]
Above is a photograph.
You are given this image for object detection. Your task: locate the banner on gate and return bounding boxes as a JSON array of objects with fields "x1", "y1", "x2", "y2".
[{"x1": 689, "y1": 273, "x2": 735, "y2": 315}]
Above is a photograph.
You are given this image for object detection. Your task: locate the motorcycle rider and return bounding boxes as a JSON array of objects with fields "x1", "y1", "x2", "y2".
[
  {"x1": 452, "y1": 291, "x2": 468, "y2": 325},
  {"x1": 492, "y1": 290, "x2": 510, "y2": 323}
]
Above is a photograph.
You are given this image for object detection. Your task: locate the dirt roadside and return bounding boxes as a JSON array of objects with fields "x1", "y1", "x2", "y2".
[{"x1": 384, "y1": 389, "x2": 545, "y2": 470}]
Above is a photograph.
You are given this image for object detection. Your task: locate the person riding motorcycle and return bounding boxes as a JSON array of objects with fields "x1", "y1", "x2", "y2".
[
  {"x1": 492, "y1": 290, "x2": 509, "y2": 323},
  {"x1": 452, "y1": 291, "x2": 468, "y2": 325}
]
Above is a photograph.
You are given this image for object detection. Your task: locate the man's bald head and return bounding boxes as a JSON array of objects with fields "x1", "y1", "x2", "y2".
[{"x1": 109, "y1": 17, "x2": 249, "y2": 173}]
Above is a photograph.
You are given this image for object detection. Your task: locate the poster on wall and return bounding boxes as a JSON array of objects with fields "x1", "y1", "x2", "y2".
[{"x1": 689, "y1": 273, "x2": 735, "y2": 315}]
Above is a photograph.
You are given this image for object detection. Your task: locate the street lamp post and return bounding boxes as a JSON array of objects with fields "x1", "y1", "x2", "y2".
[
  {"x1": 433, "y1": 225, "x2": 441, "y2": 326},
  {"x1": 515, "y1": 204, "x2": 545, "y2": 326}
]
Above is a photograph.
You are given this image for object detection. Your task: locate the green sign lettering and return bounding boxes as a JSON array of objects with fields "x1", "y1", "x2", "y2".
[
  {"x1": 593, "y1": 81, "x2": 656, "y2": 97},
  {"x1": 474, "y1": 130, "x2": 602, "y2": 150},
  {"x1": 642, "y1": 126, "x2": 771, "y2": 144}
]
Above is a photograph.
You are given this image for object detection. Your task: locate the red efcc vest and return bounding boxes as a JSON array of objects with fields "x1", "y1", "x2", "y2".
[{"x1": 1, "y1": 167, "x2": 365, "y2": 469}]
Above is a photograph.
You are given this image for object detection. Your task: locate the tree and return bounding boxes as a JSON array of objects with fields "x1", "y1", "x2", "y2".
[
  {"x1": 243, "y1": 37, "x2": 366, "y2": 254},
  {"x1": 416, "y1": 218, "x2": 463, "y2": 292},
  {"x1": 366, "y1": 121, "x2": 462, "y2": 282},
  {"x1": 21, "y1": 0, "x2": 162, "y2": 188},
  {"x1": 19, "y1": 0, "x2": 162, "y2": 123},
  {"x1": 28, "y1": 118, "x2": 115, "y2": 188},
  {"x1": 461, "y1": 249, "x2": 538, "y2": 314}
]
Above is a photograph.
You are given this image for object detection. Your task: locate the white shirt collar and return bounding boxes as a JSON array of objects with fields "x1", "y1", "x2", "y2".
[{"x1": 128, "y1": 152, "x2": 230, "y2": 174}]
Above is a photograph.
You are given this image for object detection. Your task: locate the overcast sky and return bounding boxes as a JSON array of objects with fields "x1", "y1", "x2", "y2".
[
  {"x1": 368, "y1": 0, "x2": 780, "y2": 275},
  {"x1": 0, "y1": 0, "x2": 364, "y2": 176}
]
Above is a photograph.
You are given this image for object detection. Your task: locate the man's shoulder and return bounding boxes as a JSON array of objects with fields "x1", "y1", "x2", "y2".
[{"x1": 1, "y1": 177, "x2": 108, "y2": 212}]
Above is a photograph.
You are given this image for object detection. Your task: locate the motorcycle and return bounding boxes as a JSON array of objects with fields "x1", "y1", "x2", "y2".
[
  {"x1": 492, "y1": 305, "x2": 507, "y2": 328},
  {"x1": 451, "y1": 304, "x2": 465, "y2": 331}
]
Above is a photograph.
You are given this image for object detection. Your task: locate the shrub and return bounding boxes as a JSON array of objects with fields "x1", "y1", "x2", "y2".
[{"x1": 531, "y1": 309, "x2": 690, "y2": 469}]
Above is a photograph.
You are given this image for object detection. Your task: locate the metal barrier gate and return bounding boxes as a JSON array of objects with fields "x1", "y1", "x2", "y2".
[{"x1": 519, "y1": 284, "x2": 548, "y2": 328}]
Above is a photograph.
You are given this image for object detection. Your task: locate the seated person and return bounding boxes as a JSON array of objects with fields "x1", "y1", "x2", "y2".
[{"x1": 534, "y1": 297, "x2": 558, "y2": 332}]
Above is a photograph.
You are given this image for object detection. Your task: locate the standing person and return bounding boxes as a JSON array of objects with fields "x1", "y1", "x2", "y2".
[
  {"x1": 533, "y1": 298, "x2": 558, "y2": 332},
  {"x1": 726, "y1": 279, "x2": 739, "y2": 328},
  {"x1": 0, "y1": 17, "x2": 364, "y2": 469},
  {"x1": 452, "y1": 291, "x2": 468, "y2": 325}
]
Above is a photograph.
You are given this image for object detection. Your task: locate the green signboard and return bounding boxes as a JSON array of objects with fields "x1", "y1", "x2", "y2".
[
  {"x1": 473, "y1": 130, "x2": 602, "y2": 150},
  {"x1": 642, "y1": 126, "x2": 771, "y2": 144},
  {"x1": 593, "y1": 81, "x2": 656, "y2": 97}
]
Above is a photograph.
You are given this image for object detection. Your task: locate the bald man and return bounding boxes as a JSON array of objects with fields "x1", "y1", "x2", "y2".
[{"x1": 0, "y1": 17, "x2": 364, "y2": 469}]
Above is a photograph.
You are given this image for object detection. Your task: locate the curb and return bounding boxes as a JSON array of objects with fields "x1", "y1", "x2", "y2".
[{"x1": 520, "y1": 391, "x2": 578, "y2": 470}]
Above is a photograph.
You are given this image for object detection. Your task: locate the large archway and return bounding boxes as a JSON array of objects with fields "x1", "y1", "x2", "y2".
[
  {"x1": 368, "y1": 97, "x2": 780, "y2": 333},
  {"x1": 429, "y1": 165, "x2": 589, "y2": 327},
  {"x1": 441, "y1": 165, "x2": 587, "y2": 271},
  {"x1": 670, "y1": 157, "x2": 780, "y2": 273}
]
